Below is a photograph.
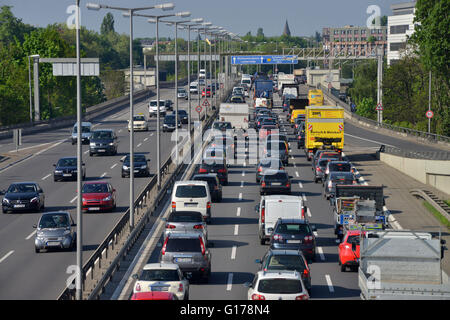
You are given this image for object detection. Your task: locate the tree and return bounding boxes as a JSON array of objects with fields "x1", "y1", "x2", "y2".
[
  {"x1": 245, "y1": 31, "x2": 251, "y2": 37},
  {"x1": 372, "y1": 15, "x2": 388, "y2": 27},
  {"x1": 256, "y1": 28, "x2": 264, "y2": 38},
  {"x1": 100, "y1": 12, "x2": 115, "y2": 35},
  {"x1": 0, "y1": 6, "x2": 34, "y2": 44},
  {"x1": 348, "y1": 60, "x2": 377, "y2": 105},
  {"x1": 315, "y1": 31, "x2": 321, "y2": 43},
  {"x1": 355, "y1": 97, "x2": 377, "y2": 120}
]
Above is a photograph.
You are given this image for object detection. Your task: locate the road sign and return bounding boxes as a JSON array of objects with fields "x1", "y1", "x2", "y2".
[
  {"x1": 231, "y1": 55, "x2": 298, "y2": 65},
  {"x1": 202, "y1": 99, "x2": 210, "y2": 107},
  {"x1": 426, "y1": 110, "x2": 434, "y2": 119},
  {"x1": 375, "y1": 103, "x2": 383, "y2": 111},
  {"x1": 196, "y1": 106, "x2": 202, "y2": 113}
]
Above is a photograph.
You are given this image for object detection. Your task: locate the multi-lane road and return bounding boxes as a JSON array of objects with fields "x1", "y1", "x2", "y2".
[{"x1": 0, "y1": 82, "x2": 445, "y2": 300}]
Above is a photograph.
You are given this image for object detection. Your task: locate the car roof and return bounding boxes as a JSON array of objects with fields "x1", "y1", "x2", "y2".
[
  {"x1": 142, "y1": 263, "x2": 180, "y2": 271},
  {"x1": 174, "y1": 180, "x2": 208, "y2": 187},
  {"x1": 41, "y1": 211, "x2": 70, "y2": 216},
  {"x1": 167, "y1": 232, "x2": 202, "y2": 239},
  {"x1": 92, "y1": 129, "x2": 114, "y2": 132},
  {"x1": 262, "y1": 195, "x2": 301, "y2": 201},
  {"x1": 83, "y1": 181, "x2": 109, "y2": 185},
  {"x1": 193, "y1": 174, "x2": 218, "y2": 179},
  {"x1": 267, "y1": 249, "x2": 304, "y2": 257},
  {"x1": 73, "y1": 122, "x2": 92, "y2": 127},
  {"x1": 256, "y1": 270, "x2": 302, "y2": 280},
  {"x1": 278, "y1": 218, "x2": 309, "y2": 224},
  {"x1": 330, "y1": 172, "x2": 354, "y2": 178},
  {"x1": 11, "y1": 181, "x2": 37, "y2": 185}
]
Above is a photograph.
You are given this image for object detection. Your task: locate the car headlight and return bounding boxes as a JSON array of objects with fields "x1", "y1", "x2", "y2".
[
  {"x1": 54, "y1": 170, "x2": 63, "y2": 174},
  {"x1": 140, "y1": 165, "x2": 147, "y2": 169},
  {"x1": 36, "y1": 232, "x2": 44, "y2": 239},
  {"x1": 30, "y1": 196, "x2": 39, "y2": 203},
  {"x1": 90, "y1": 142, "x2": 96, "y2": 147},
  {"x1": 2, "y1": 198, "x2": 10, "y2": 204},
  {"x1": 103, "y1": 195, "x2": 112, "y2": 201},
  {"x1": 123, "y1": 165, "x2": 129, "y2": 170},
  {"x1": 109, "y1": 142, "x2": 114, "y2": 146},
  {"x1": 63, "y1": 230, "x2": 71, "y2": 236}
]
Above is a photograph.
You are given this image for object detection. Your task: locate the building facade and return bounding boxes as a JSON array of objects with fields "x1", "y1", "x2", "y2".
[
  {"x1": 387, "y1": 1, "x2": 417, "y2": 65},
  {"x1": 322, "y1": 25, "x2": 387, "y2": 57}
]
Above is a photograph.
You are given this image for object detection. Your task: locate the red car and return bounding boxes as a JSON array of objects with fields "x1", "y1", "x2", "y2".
[
  {"x1": 81, "y1": 181, "x2": 116, "y2": 212},
  {"x1": 131, "y1": 292, "x2": 178, "y2": 300},
  {"x1": 338, "y1": 230, "x2": 362, "y2": 272},
  {"x1": 201, "y1": 87, "x2": 212, "y2": 97}
]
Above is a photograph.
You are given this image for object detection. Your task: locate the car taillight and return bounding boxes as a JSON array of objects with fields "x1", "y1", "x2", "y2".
[
  {"x1": 193, "y1": 224, "x2": 203, "y2": 230},
  {"x1": 303, "y1": 269, "x2": 309, "y2": 277},
  {"x1": 218, "y1": 169, "x2": 226, "y2": 173},
  {"x1": 353, "y1": 180, "x2": 357, "y2": 184},
  {"x1": 198, "y1": 168, "x2": 207, "y2": 173},
  {"x1": 161, "y1": 237, "x2": 169, "y2": 255},
  {"x1": 328, "y1": 181, "x2": 332, "y2": 189},
  {"x1": 295, "y1": 294, "x2": 308, "y2": 300},
  {"x1": 178, "y1": 283, "x2": 184, "y2": 292},
  {"x1": 286, "y1": 182, "x2": 290, "y2": 188},
  {"x1": 261, "y1": 182, "x2": 266, "y2": 187},
  {"x1": 252, "y1": 294, "x2": 265, "y2": 300},
  {"x1": 258, "y1": 166, "x2": 262, "y2": 172},
  {"x1": 261, "y1": 207, "x2": 265, "y2": 223},
  {"x1": 273, "y1": 234, "x2": 283, "y2": 241},
  {"x1": 280, "y1": 167, "x2": 284, "y2": 170},
  {"x1": 199, "y1": 237, "x2": 206, "y2": 255},
  {"x1": 165, "y1": 224, "x2": 176, "y2": 229},
  {"x1": 172, "y1": 201, "x2": 176, "y2": 208},
  {"x1": 207, "y1": 202, "x2": 211, "y2": 209},
  {"x1": 135, "y1": 283, "x2": 141, "y2": 292},
  {"x1": 316, "y1": 167, "x2": 321, "y2": 172}
]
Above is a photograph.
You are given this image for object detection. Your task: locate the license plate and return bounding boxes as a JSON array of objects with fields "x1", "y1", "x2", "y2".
[
  {"x1": 150, "y1": 286, "x2": 168, "y2": 292},
  {"x1": 63, "y1": 174, "x2": 72, "y2": 177},
  {"x1": 287, "y1": 240, "x2": 301, "y2": 243},
  {"x1": 47, "y1": 241, "x2": 60, "y2": 246},
  {"x1": 88, "y1": 207, "x2": 100, "y2": 211},
  {"x1": 175, "y1": 258, "x2": 192, "y2": 263},
  {"x1": 98, "y1": 149, "x2": 106, "y2": 152},
  {"x1": 14, "y1": 204, "x2": 25, "y2": 208},
  {"x1": 185, "y1": 203, "x2": 197, "y2": 207},
  {"x1": 272, "y1": 182, "x2": 282, "y2": 186}
]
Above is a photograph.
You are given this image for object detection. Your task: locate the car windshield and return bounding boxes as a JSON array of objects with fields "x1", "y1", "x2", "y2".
[
  {"x1": 260, "y1": 159, "x2": 282, "y2": 169},
  {"x1": 347, "y1": 235, "x2": 360, "y2": 245},
  {"x1": 7, "y1": 183, "x2": 37, "y2": 193},
  {"x1": 168, "y1": 211, "x2": 203, "y2": 223},
  {"x1": 39, "y1": 213, "x2": 70, "y2": 229},
  {"x1": 175, "y1": 185, "x2": 207, "y2": 198},
  {"x1": 257, "y1": 279, "x2": 303, "y2": 294},
  {"x1": 92, "y1": 131, "x2": 113, "y2": 139},
  {"x1": 266, "y1": 141, "x2": 287, "y2": 151},
  {"x1": 58, "y1": 158, "x2": 77, "y2": 167},
  {"x1": 213, "y1": 122, "x2": 232, "y2": 131},
  {"x1": 82, "y1": 183, "x2": 108, "y2": 193},
  {"x1": 202, "y1": 157, "x2": 225, "y2": 166},
  {"x1": 134, "y1": 116, "x2": 146, "y2": 122},
  {"x1": 139, "y1": 269, "x2": 180, "y2": 282},
  {"x1": 73, "y1": 126, "x2": 90, "y2": 133},
  {"x1": 177, "y1": 110, "x2": 187, "y2": 115},
  {"x1": 330, "y1": 173, "x2": 354, "y2": 181},
  {"x1": 165, "y1": 238, "x2": 201, "y2": 252},
  {"x1": 165, "y1": 115, "x2": 176, "y2": 123},
  {"x1": 150, "y1": 101, "x2": 164, "y2": 106},
  {"x1": 318, "y1": 159, "x2": 330, "y2": 168},
  {"x1": 124, "y1": 155, "x2": 146, "y2": 163},
  {"x1": 267, "y1": 255, "x2": 306, "y2": 271},
  {"x1": 275, "y1": 223, "x2": 311, "y2": 235},
  {"x1": 178, "y1": 89, "x2": 186, "y2": 93},
  {"x1": 263, "y1": 172, "x2": 288, "y2": 181},
  {"x1": 329, "y1": 163, "x2": 351, "y2": 172}
]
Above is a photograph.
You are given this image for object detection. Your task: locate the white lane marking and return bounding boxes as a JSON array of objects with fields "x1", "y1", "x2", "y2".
[
  {"x1": 100, "y1": 172, "x2": 107, "y2": 178},
  {"x1": 325, "y1": 275, "x2": 334, "y2": 293},
  {"x1": 236, "y1": 207, "x2": 241, "y2": 216},
  {"x1": 243, "y1": 162, "x2": 246, "y2": 167},
  {"x1": 307, "y1": 208, "x2": 312, "y2": 218},
  {"x1": 313, "y1": 231, "x2": 318, "y2": 237},
  {"x1": 231, "y1": 246, "x2": 237, "y2": 260},
  {"x1": 298, "y1": 182, "x2": 303, "y2": 188},
  {"x1": 318, "y1": 247, "x2": 325, "y2": 261},
  {"x1": 302, "y1": 193, "x2": 307, "y2": 201},
  {"x1": 293, "y1": 162, "x2": 296, "y2": 167},
  {"x1": 238, "y1": 193, "x2": 242, "y2": 200},
  {"x1": 150, "y1": 133, "x2": 154, "y2": 136},
  {"x1": 242, "y1": 171, "x2": 245, "y2": 177},
  {"x1": 0, "y1": 250, "x2": 14, "y2": 264},
  {"x1": 26, "y1": 230, "x2": 36, "y2": 240},
  {"x1": 234, "y1": 224, "x2": 239, "y2": 235},
  {"x1": 344, "y1": 133, "x2": 396, "y2": 148},
  {"x1": 118, "y1": 129, "x2": 122, "y2": 133},
  {"x1": 41, "y1": 174, "x2": 51, "y2": 180},
  {"x1": 144, "y1": 138, "x2": 148, "y2": 142},
  {"x1": 84, "y1": 150, "x2": 89, "y2": 154},
  {"x1": 226, "y1": 273, "x2": 233, "y2": 291},
  {"x1": 70, "y1": 196, "x2": 77, "y2": 203},
  {"x1": 137, "y1": 143, "x2": 142, "y2": 148},
  {"x1": 111, "y1": 163, "x2": 117, "y2": 169},
  {"x1": 121, "y1": 156, "x2": 126, "y2": 161},
  {"x1": 240, "y1": 181, "x2": 244, "y2": 188},
  {"x1": 295, "y1": 171, "x2": 299, "y2": 177}
]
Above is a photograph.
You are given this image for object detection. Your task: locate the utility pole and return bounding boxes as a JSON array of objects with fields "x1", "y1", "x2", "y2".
[
  {"x1": 428, "y1": 71, "x2": 431, "y2": 133},
  {"x1": 377, "y1": 47, "x2": 383, "y2": 124}
]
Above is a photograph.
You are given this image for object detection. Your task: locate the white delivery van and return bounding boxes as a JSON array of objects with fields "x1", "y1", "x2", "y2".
[
  {"x1": 256, "y1": 195, "x2": 307, "y2": 244},
  {"x1": 219, "y1": 103, "x2": 249, "y2": 131},
  {"x1": 171, "y1": 181, "x2": 212, "y2": 223},
  {"x1": 189, "y1": 81, "x2": 199, "y2": 95}
]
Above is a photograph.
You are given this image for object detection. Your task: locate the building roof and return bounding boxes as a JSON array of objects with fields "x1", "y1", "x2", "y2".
[{"x1": 283, "y1": 20, "x2": 291, "y2": 36}]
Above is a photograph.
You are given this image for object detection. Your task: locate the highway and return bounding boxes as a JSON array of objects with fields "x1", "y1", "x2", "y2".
[
  {"x1": 0, "y1": 86, "x2": 207, "y2": 299},
  {"x1": 0, "y1": 80, "x2": 446, "y2": 300}
]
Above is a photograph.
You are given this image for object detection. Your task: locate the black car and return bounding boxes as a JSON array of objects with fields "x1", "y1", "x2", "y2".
[
  {"x1": 165, "y1": 99, "x2": 173, "y2": 111},
  {"x1": 260, "y1": 170, "x2": 291, "y2": 195},
  {"x1": 269, "y1": 218, "x2": 317, "y2": 262},
  {"x1": 121, "y1": 154, "x2": 150, "y2": 177},
  {"x1": 192, "y1": 174, "x2": 222, "y2": 202},
  {"x1": 163, "y1": 114, "x2": 182, "y2": 132},
  {"x1": 255, "y1": 248, "x2": 312, "y2": 294},
  {"x1": 264, "y1": 140, "x2": 289, "y2": 166},
  {"x1": 313, "y1": 158, "x2": 332, "y2": 183},
  {"x1": 296, "y1": 130, "x2": 305, "y2": 149},
  {"x1": 260, "y1": 117, "x2": 278, "y2": 128},
  {"x1": 256, "y1": 158, "x2": 284, "y2": 183},
  {"x1": 323, "y1": 172, "x2": 357, "y2": 200},
  {"x1": 2, "y1": 182, "x2": 45, "y2": 213},
  {"x1": 89, "y1": 129, "x2": 118, "y2": 156},
  {"x1": 174, "y1": 110, "x2": 188, "y2": 124},
  {"x1": 53, "y1": 157, "x2": 86, "y2": 181},
  {"x1": 212, "y1": 121, "x2": 232, "y2": 132},
  {"x1": 198, "y1": 157, "x2": 228, "y2": 185}
]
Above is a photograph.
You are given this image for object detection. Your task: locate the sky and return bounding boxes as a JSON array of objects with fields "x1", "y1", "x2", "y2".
[{"x1": 2, "y1": 0, "x2": 405, "y2": 39}]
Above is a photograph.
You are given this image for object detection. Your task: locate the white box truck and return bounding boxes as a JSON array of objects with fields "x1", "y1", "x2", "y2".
[{"x1": 219, "y1": 103, "x2": 249, "y2": 131}]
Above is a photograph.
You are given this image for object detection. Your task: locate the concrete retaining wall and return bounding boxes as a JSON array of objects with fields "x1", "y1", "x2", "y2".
[{"x1": 379, "y1": 152, "x2": 450, "y2": 196}]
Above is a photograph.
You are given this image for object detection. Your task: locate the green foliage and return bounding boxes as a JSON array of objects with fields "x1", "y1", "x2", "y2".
[
  {"x1": 348, "y1": 60, "x2": 377, "y2": 104},
  {"x1": 355, "y1": 97, "x2": 377, "y2": 120},
  {"x1": 100, "y1": 13, "x2": 115, "y2": 35}
]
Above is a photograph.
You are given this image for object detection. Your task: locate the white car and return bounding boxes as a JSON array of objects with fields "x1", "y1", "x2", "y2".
[
  {"x1": 199, "y1": 69, "x2": 206, "y2": 79},
  {"x1": 128, "y1": 114, "x2": 148, "y2": 132},
  {"x1": 149, "y1": 100, "x2": 166, "y2": 117},
  {"x1": 171, "y1": 181, "x2": 212, "y2": 223},
  {"x1": 132, "y1": 263, "x2": 190, "y2": 300},
  {"x1": 245, "y1": 270, "x2": 309, "y2": 300},
  {"x1": 189, "y1": 82, "x2": 199, "y2": 95}
]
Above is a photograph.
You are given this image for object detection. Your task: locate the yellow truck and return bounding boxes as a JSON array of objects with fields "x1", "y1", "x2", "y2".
[
  {"x1": 304, "y1": 106, "x2": 344, "y2": 161},
  {"x1": 308, "y1": 89, "x2": 324, "y2": 106}
]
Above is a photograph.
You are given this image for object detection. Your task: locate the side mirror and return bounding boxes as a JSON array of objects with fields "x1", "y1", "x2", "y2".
[
  {"x1": 53, "y1": 164, "x2": 56, "y2": 167},
  {"x1": 147, "y1": 159, "x2": 150, "y2": 162},
  {"x1": 311, "y1": 225, "x2": 317, "y2": 232},
  {"x1": 71, "y1": 223, "x2": 77, "y2": 227},
  {"x1": 39, "y1": 189, "x2": 43, "y2": 193},
  {"x1": 268, "y1": 227, "x2": 274, "y2": 234},
  {"x1": 32, "y1": 224, "x2": 37, "y2": 229},
  {"x1": 112, "y1": 189, "x2": 116, "y2": 192}
]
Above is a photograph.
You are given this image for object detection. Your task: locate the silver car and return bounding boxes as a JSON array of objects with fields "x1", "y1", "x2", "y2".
[
  {"x1": 177, "y1": 88, "x2": 188, "y2": 100},
  {"x1": 34, "y1": 212, "x2": 76, "y2": 253},
  {"x1": 71, "y1": 122, "x2": 92, "y2": 145},
  {"x1": 159, "y1": 233, "x2": 211, "y2": 282},
  {"x1": 163, "y1": 211, "x2": 208, "y2": 242}
]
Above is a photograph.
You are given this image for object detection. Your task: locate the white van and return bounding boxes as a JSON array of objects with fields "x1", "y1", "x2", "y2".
[
  {"x1": 256, "y1": 195, "x2": 307, "y2": 244},
  {"x1": 171, "y1": 181, "x2": 212, "y2": 223},
  {"x1": 199, "y1": 69, "x2": 206, "y2": 79},
  {"x1": 189, "y1": 81, "x2": 199, "y2": 95},
  {"x1": 241, "y1": 77, "x2": 251, "y2": 87}
]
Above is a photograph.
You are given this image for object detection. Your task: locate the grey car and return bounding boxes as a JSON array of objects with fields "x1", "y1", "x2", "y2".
[
  {"x1": 33, "y1": 212, "x2": 76, "y2": 253},
  {"x1": 160, "y1": 233, "x2": 211, "y2": 282},
  {"x1": 89, "y1": 129, "x2": 118, "y2": 156},
  {"x1": 71, "y1": 122, "x2": 92, "y2": 145},
  {"x1": 163, "y1": 211, "x2": 208, "y2": 242}
]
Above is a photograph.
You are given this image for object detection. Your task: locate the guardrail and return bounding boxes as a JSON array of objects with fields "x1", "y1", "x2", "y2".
[
  {"x1": 57, "y1": 79, "x2": 236, "y2": 300},
  {"x1": 379, "y1": 145, "x2": 450, "y2": 160},
  {"x1": 316, "y1": 83, "x2": 450, "y2": 145},
  {"x1": 410, "y1": 189, "x2": 450, "y2": 223}
]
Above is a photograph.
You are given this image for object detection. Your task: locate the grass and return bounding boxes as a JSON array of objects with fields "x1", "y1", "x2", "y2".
[
  {"x1": 445, "y1": 200, "x2": 450, "y2": 207},
  {"x1": 422, "y1": 201, "x2": 450, "y2": 230}
]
